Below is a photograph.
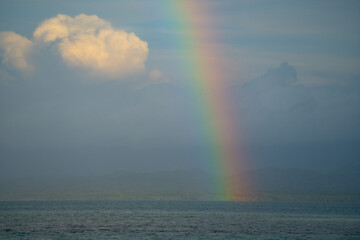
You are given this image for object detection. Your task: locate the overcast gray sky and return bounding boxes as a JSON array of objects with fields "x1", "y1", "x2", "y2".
[{"x1": 0, "y1": 0, "x2": 359, "y2": 177}]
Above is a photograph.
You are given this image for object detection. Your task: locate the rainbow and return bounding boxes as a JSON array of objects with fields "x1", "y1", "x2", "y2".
[{"x1": 170, "y1": 1, "x2": 252, "y2": 201}]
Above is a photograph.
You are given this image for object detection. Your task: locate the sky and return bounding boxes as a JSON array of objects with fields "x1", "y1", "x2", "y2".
[{"x1": 0, "y1": 0, "x2": 359, "y2": 178}]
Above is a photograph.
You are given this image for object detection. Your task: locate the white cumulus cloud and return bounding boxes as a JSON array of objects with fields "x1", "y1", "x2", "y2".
[
  {"x1": 0, "y1": 31, "x2": 33, "y2": 72},
  {"x1": 34, "y1": 14, "x2": 148, "y2": 78}
]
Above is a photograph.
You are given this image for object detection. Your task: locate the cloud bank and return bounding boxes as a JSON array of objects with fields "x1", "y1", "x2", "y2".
[
  {"x1": 231, "y1": 62, "x2": 360, "y2": 143},
  {"x1": 0, "y1": 32, "x2": 33, "y2": 72},
  {"x1": 0, "y1": 14, "x2": 149, "y2": 78}
]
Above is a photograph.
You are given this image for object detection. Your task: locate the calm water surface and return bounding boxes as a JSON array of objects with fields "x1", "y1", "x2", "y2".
[{"x1": 1, "y1": 201, "x2": 359, "y2": 239}]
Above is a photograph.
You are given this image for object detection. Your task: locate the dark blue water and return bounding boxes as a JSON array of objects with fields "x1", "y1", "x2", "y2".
[{"x1": 1, "y1": 201, "x2": 359, "y2": 239}]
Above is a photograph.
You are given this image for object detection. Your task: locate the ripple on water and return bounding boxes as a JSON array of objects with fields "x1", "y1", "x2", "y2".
[{"x1": 0, "y1": 201, "x2": 360, "y2": 240}]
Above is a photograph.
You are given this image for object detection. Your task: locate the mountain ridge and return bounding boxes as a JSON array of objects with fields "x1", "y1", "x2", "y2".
[{"x1": 1, "y1": 167, "x2": 359, "y2": 201}]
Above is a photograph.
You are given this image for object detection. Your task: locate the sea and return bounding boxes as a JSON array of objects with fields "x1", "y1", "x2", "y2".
[{"x1": 0, "y1": 200, "x2": 359, "y2": 239}]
